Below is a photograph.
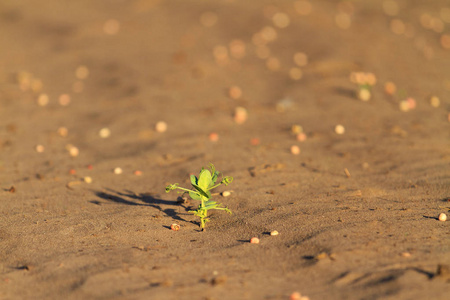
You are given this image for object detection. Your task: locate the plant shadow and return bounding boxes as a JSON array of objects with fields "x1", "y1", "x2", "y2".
[{"x1": 92, "y1": 189, "x2": 191, "y2": 222}]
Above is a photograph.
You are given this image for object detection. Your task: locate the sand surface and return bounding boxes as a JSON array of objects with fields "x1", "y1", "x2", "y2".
[{"x1": 1, "y1": 0, "x2": 450, "y2": 299}]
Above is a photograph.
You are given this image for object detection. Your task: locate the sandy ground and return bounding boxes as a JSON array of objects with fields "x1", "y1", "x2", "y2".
[{"x1": 1, "y1": 0, "x2": 450, "y2": 299}]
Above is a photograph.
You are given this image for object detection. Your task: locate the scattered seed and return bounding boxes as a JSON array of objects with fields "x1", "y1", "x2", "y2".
[
  {"x1": 68, "y1": 146, "x2": 79, "y2": 157},
  {"x1": 399, "y1": 100, "x2": 410, "y2": 112},
  {"x1": 390, "y1": 19, "x2": 405, "y2": 35},
  {"x1": 430, "y1": 96, "x2": 440, "y2": 107},
  {"x1": 335, "y1": 124, "x2": 345, "y2": 135},
  {"x1": 69, "y1": 169, "x2": 76, "y2": 175},
  {"x1": 8, "y1": 186, "x2": 15, "y2": 193},
  {"x1": 401, "y1": 252, "x2": 412, "y2": 257},
  {"x1": 87, "y1": 164, "x2": 93, "y2": 170},
  {"x1": 270, "y1": 230, "x2": 279, "y2": 236},
  {"x1": 344, "y1": 168, "x2": 351, "y2": 178},
  {"x1": 103, "y1": 19, "x2": 120, "y2": 35},
  {"x1": 99, "y1": 127, "x2": 111, "y2": 138},
  {"x1": 229, "y1": 86, "x2": 242, "y2": 99},
  {"x1": 134, "y1": 170, "x2": 143, "y2": 176},
  {"x1": 250, "y1": 137, "x2": 260, "y2": 146},
  {"x1": 358, "y1": 88, "x2": 371, "y2": 101},
  {"x1": 75, "y1": 66, "x2": 89, "y2": 80},
  {"x1": 222, "y1": 191, "x2": 231, "y2": 197},
  {"x1": 155, "y1": 121, "x2": 168, "y2": 133},
  {"x1": 208, "y1": 132, "x2": 219, "y2": 142},
  {"x1": 289, "y1": 67, "x2": 303, "y2": 80},
  {"x1": 260, "y1": 26, "x2": 277, "y2": 42},
  {"x1": 290, "y1": 145, "x2": 301, "y2": 155},
  {"x1": 439, "y1": 213, "x2": 447, "y2": 222},
  {"x1": 296, "y1": 132, "x2": 307, "y2": 142},
  {"x1": 114, "y1": 167, "x2": 123, "y2": 175},
  {"x1": 170, "y1": 224, "x2": 180, "y2": 231},
  {"x1": 441, "y1": 34, "x2": 450, "y2": 49},
  {"x1": 384, "y1": 81, "x2": 397, "y2": 95},
  {"x1": 272, "y1": 12, "x2": 290, "y2": 28},
  {"x1": 84, "y1": 176, "x2": 92, "y2": 184},
  {"x1": 291, "y1": 125, "x2": 303, "y2": 134},
  {"x1": 266, "y1": 57, "x2": 281, "y2": 71},
  {"x1": 35, "y1": 144, "x2": 45, "y2": 153},
  {"x1": 37, "y1": 93, "x2": 49, "y2": 106},
  {"x1": 290, "y1": 292, "x2": 302, "y2": 300},
  {"x1": 293, "y1": 52, "x2": 308, "y2": 66},
  {"x1": 213, "y1": 45, "x2": 229, "y2": 64},
  {"x1": 58, "y1": 94, "x2": 71, "y2": 106},
  {"x1": 250, "y1": 237, "x2": 260, "y2": 244},
  {"x1": 229, "y1": 40, "x2": 246, "y2": 59},
  {"x1": 234, "y1": 107, "x2": 248, "y2": 124}
]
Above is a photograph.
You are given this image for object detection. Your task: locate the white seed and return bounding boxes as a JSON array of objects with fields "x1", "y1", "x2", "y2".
[
  {"x1": 438, "y1": 213, "x2": 447, "y2": 222},
  {"x1": 222, "y1": 191, "x2": 231, "y2": 197},
  {"x1": 114, "y1": 167, "x2": 123, "y2": 175},
  {"x1": 335, "y1": 124, "x2": 345, "y2": 135},
  {"x1": 270, "y1": 230, "x2": 279, "y2": 236},
  {"x1": 155, "y1": 121, "x2": 168, "y2": 133},
  {"x1": 99, "y1": 127, "x2": 111, "y2": 138},
  {"x1": 84, "y1": 176, "x2": 92, "y2": 184}
]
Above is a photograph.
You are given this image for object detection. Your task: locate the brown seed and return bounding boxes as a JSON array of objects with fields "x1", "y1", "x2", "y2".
[
  {"x1": 58, "y1": 94, "x2": 71, "y2": 106},
  {"x1": 250, "y1": 137, "x2": 260, "y2": 146},
  {"x1": 134, "y1": 170, "x2": 143, "y2": 176},
  {"x1": 293, "y1": 52, "x2": 308, "y2": 67},
  {"x1": 296, "y1": 133, "x2": 307, "y2": 142},
  {"x1": 384, "y1": 81, "x2": 396, "y2": 95}
]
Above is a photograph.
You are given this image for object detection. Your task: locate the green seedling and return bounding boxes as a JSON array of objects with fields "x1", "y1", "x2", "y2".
[{"x1": 165, "y1": 163, "x2": 233, "y2": 229}]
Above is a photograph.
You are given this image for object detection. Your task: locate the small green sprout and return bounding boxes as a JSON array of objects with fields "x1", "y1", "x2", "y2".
[{"x1": 165, "y1": 163, "x2": 233, "y2": 229}]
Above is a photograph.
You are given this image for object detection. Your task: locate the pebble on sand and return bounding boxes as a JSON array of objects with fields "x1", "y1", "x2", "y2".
[{"x1": 438, "y1": 213, "x2": 447, "y2": 222}]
